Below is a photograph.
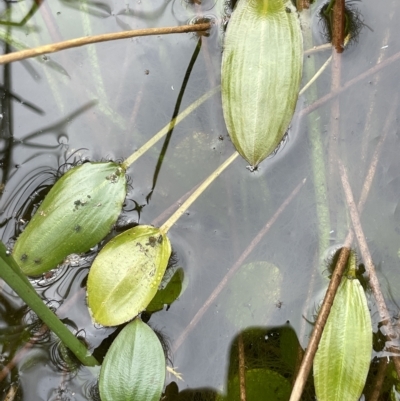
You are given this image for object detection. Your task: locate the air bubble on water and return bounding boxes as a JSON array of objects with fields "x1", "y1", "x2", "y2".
[
  {"x1": 90, "y1": 245, "x2": 98, "y2": 252},
  {"x1": 66, "y1": 254, "x2": 81, "y2": 267},
  {"x1": 58, "y1": 134, "x2": 68, "y2": 145}
]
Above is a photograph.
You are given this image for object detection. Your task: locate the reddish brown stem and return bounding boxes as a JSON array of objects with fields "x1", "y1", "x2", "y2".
[
  {"x1": 289, "y1": 246, "x2": 352, "y2": 401},
  {"x1": 332, "y1": 0, "x2": 345, "y2": 52},
  {"x1": 299, "y1": 50, "x2": 400, "y2": 118},
  {"x1": 0, "y1": 23, "x2": 211, "y2": 65}
]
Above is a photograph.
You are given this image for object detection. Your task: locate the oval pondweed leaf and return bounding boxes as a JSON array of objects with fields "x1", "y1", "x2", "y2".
[
  {"x1": 313, "y1": 257, "x2": 372, "y2": 401},
  {"x1": 13, "y1": 162, "x2": 127, "y2": 276},
  {"x1": 99, "y1": 318, "x2": 165, "y2": 401},
  {"x1": 87, "y1": 225, "x2": 171, "y2": 326},
  {"x1": 221, "y1": 0, "x2": 303, "y2": 168}
]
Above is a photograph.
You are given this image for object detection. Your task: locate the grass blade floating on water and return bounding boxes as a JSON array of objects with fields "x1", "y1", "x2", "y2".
[{"x1": 221, "y1": 0, "x2": 303, "y2": 168}]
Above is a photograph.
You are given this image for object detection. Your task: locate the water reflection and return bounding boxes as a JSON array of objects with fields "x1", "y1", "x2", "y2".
[
  {"x1": 0, "y1": 0, "x2": 399, "y2": 399},
  {"x1": 162, "y1": 324, "x2": 313, "y2": 400}
]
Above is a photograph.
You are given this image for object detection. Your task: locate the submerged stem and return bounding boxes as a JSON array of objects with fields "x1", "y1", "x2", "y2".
[
  {"x1": 159, "y1": 152, "x2": 239, "y2": 234},
  {"x1": 299, "y1": 55, "x2": 332, "y2": 96},
  {"x1": 0, "y1": 244, "x2": 99, "y2": 367},
  {"x1": 122, "y1": 86, "x2": 220, "y2": 169}
]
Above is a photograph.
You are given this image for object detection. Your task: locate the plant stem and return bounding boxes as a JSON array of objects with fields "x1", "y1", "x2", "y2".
[
  {"x1": 146, "y1": 37, "x2": 203, "y2": 203},
  {"x1": 290, "y1": 122, "x2": 398, "y2": 398},
  {"x1": 299, "y1": 55, "x2": 332, "y2": 96},
  {"x1": 122, "y1": 85, "x2": 220, "y2": 169},
  {"x1": 238, "y1": 333, "x2": 247, "y2": 401},
  {"x1": 289, "y1": 246, "x2": 351, "y2": 401},
  {"x1": 159, "y1": 152, "x2": 239, "y2": 234},
  {"x1": 0, "y1": 23, "x2": 211, "y2": 65},
  {"x1": 0, "y1": 245, "x2": 99, "y2": 367},
  {"x1": 301, "y1": 8, "x2": 331, "y2": 262},
  {"x1": 172, "y1": 178, "x2": 307, "y2": 353},
  {"x1": 338, "y1": 160, "x2": 400, "y2": 377},
  {"x1": 299, "y1": 49, "x2": 400, "y2": 118},
  {"x1": 332, "y1": 0, "x2": 345, "y2": 52}
]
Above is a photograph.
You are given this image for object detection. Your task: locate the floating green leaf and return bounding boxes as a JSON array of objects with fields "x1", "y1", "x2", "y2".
[
  {"x1": 314, "y1": 254, "x2": 372, "y2": 401},
  {"x1": 13, "y1": 162, "x2": 126, "y2": 276},
  {"x1": 146, "y1": 267, "x2": 184, "y2": 313},
  {"x1": 87, "y1": 225, "x2": 171, "y2": 326},
  {"x1": 221, "y1": 0, "x2": 303, "y2": 168},
  {"x1": 99, "y1": 318, "x2": 165, "y2": 401}
]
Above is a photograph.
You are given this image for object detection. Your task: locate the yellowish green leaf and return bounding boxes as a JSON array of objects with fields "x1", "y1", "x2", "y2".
[{"x1": 87, "y1": 225, "x2": 171, "y2": 326}]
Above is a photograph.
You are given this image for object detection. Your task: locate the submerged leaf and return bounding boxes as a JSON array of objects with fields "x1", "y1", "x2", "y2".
[
  {"x1": 222, "y1": 0, "x2": 303, "y2": 167},
  {"x1": 227, "y1": 368, "x2": 291, "y2": 400},
  {"x1": 87, "y1": 225, "x2": 171, "y2": 326},
  {"x1": 99, "y1": 319, "x2": 165, "y2": 401},
  {"x1": 221, "y1": 261, "x2": 282, "y2": 328},
  {"x1": 146, "y1": 267, "x2": 184, "y2": 313},
  {"x1": 313, "y1": 258, "x2": 372, "y2": 401},
  {"x1": 13, "y1": 162, "x2": 126, "y2": 276}
]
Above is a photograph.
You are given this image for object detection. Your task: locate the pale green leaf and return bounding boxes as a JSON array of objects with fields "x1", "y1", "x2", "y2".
[
  {"x1": 87, "y1": 225, "x2": 172, "y2": 326},
  {"x1": 99, "y1": 318, "x2": 165, "y2": 401},
  {"x1": 313, "y1": 275, "x2": 372, "y2": 400},
  {"x1": 221, "y1": 0, "x2": 303, "y2": 168},
  {"x1": 13, "y1": 162, "x2": 126, "y2": 276}
]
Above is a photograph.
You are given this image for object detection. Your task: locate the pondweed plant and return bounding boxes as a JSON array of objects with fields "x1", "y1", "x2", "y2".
[
  {"x1": 2, "y1": 85, "x2": 234, "y2": 399},
  {"x1": 0, "y1": 0, "x2": 394, "y2": 400}
]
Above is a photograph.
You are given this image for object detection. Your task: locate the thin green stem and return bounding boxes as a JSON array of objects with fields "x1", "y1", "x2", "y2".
[
  {"x1": 0, "y1": 243, "x2": 99, "y2": 367},
  {"x1": 122, "y1": 85, "x2": 220, "y2": 170},
  {"x1": 301, "y1": 9, "x2": 331, "y2": 261},
  {"x1": 146, "y1": 37, "x2": 203, "y2": 203},
  {"x1": 160, "y1": 152, "x2": 239, "y2": 234},
  {"x1": 299, "y1": 55, "x2": 332, "y2": 96}
]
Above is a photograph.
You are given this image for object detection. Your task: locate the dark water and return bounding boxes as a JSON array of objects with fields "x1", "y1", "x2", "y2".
[{"x1": 0, "y1": 0, "x2": 400, "y2": 399}]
